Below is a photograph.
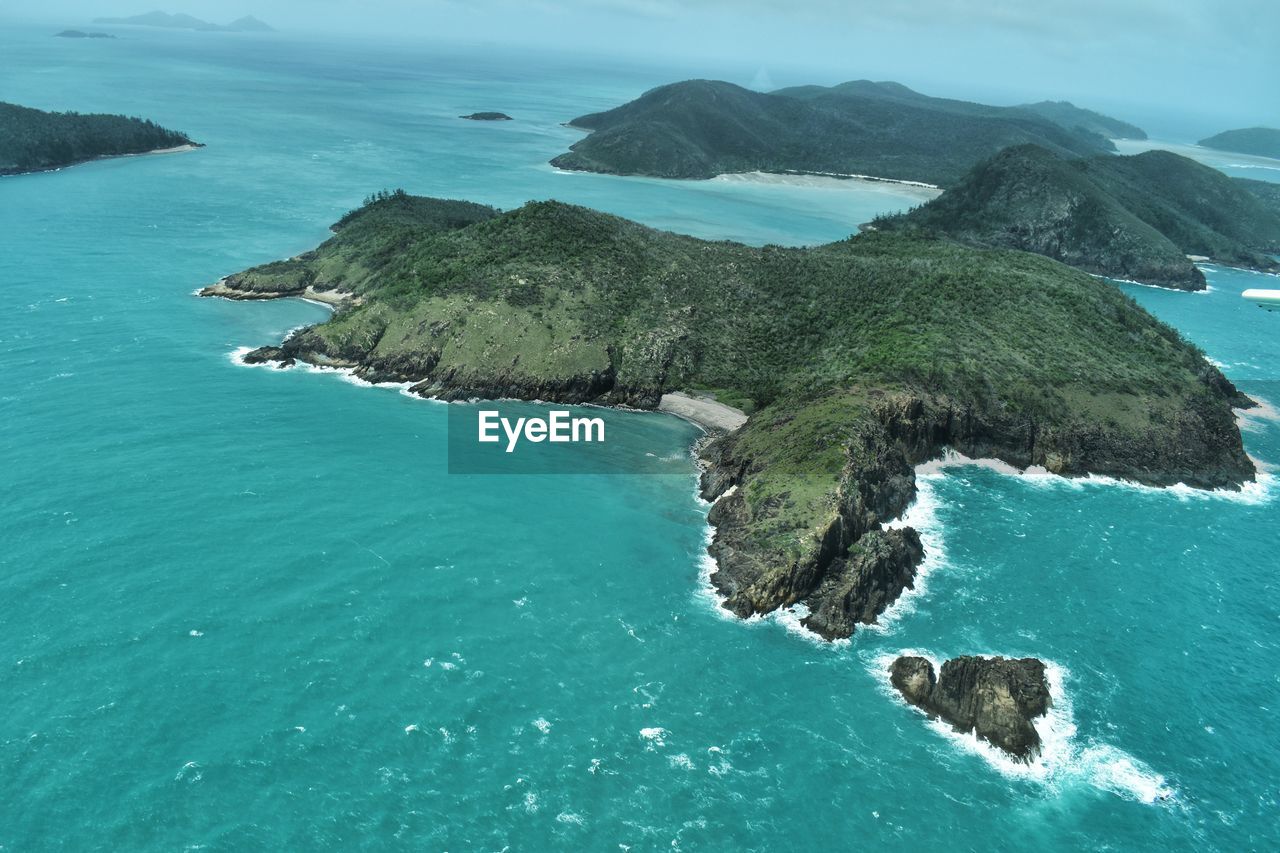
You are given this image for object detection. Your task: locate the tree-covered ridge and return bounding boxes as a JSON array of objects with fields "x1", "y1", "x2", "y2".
[
  {"x1": 0, "y1": 102, "x2": 197, "y2": 176},
  {"x1": 550, "y1": 79, "x2": 1118, "y2": 186},
  {"x1": 1198, "y1": 127, "x2": 1280, "y2": 159},
  {"x1": 1017, "y1": 100, "x2": 1146, "y2": 140},
  {"x1": 875, "y1": 145, "x2": 1280, "y2": 289},
  {"x1": 208, "y1": 195, "x2": 1254, "y2": 637}
]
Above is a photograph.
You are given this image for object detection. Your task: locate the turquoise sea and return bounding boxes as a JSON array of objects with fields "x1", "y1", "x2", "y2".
[{"x1": 2, "y1": 24, "x2": 1278, "y2": 851}]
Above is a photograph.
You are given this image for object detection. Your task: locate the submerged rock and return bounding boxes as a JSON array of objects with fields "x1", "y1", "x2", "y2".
[{"x1": 889, "y1": 655, "x2": 1052, "y2": 760}]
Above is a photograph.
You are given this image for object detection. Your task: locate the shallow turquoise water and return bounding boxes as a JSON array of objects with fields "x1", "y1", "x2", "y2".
[{"x1": 2, "y1": 24, "x2": 1279, "y2": 851}]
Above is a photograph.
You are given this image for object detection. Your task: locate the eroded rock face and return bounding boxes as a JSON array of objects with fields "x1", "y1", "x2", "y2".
[
  {"x1": 889, "y1": 655, "x2": 1052, "y2": 760},
  {"x1": 241, "y1": 346, "x2": 294, "y2": 368}
]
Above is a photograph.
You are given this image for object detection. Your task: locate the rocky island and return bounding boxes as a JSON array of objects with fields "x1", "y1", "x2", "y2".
[
  {"x1": 55, "y1": 30, "x2": 116, "y2": 38},
  {"x1": 871, "y1": 145, "x2": 1280, "y2": 290},
  {"x1": 460, "y1": 112, "x2": 512, "y2": 121},
  {"x1": 1198, "y1": 127, "x2": 1280, "y2": 160},
  {"x1": 550, "y1": 79, "x2": 1133, "y2": 186},
  {"x1": 203, "y1": 191, "x2": 1256, "y2": 639},
  {"x1": 890, "y1": 656, "x2": 1052, "y2": 759},
  {"x1": 0, "y1": 101, "x2": 199, "y2": 176}
]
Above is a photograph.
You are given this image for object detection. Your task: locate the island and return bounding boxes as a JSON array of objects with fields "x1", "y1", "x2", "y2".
[
  {"x1": 201, "y1": 192, "x2": 1256, "y2": 639},
  {"x1": 1198, "y1": 127, "x2": 1280, "y2": 160},
  {"x1": 1, "y1": 101, "x2": 199, "y2": 176},
  {"x1": 55, "y1": 30, "x2": 116, "y2": 38},
  {"x1": 871, "y1": 145, "x2": 1280, "y2": 290},
  {"x1": 890, "y1": 656, "x2": 1051, "y2": 760},
  {"x1": 92, "y1": 12, "x2": 274, "y2": 32},
  {"x1": 460, "y1": 112, "x2": 512, "y2": 121},
  {"x1": 549, "y1": 79, "x2": 1137, "y2": 186}
]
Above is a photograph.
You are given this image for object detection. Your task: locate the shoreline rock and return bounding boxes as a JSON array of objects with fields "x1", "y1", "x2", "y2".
[{"x1": 890, "y1": 655, "x2": 1052, "y2": 760}]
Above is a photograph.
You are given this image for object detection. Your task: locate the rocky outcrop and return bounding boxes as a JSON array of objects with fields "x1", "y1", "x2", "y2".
[
  {"x1": 241, "y1": 345, "x2": 294, "y2": 368},
  {"x1": 890, "y1": 655, "x2": 1052, "y2": 760},
  {"x1": 697, "y1": 386, "x2": 1255, "y2": 640},
  {"x1": 460, "y1": 112, "x2": 513, "y2": 121}
]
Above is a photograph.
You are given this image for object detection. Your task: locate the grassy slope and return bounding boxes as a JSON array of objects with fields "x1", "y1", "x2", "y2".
[
  {"x1": 879, "y1": 145, "x2": 1280, "y2": 288},
  {"x1": 212, "y1": 195, "x2": 1253, "y2": 621},
  {"x1": 550, "y1": 80, "x2": 1112, "y2": 186},
  {"x1": 0, "y1": 102, "x2": 195, "y2": 175}
]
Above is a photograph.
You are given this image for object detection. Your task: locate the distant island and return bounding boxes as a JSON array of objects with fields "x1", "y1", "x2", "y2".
[
  {"x1": 0, "y1": 102, "x2": 198, "y2": 176},
  {"x1": 872, "y1": 145, "x2": 1280, "y2": 289},
  {"x1": 201, "y1": 193, "x2": 1255, "y2": 639},
  {"x1": 1198, "y1": 127, "x2": 1280, "y2": 160},
  {"x1": 92, "y1": 11, "x2": 274, "y2": 32},
  {"x1": 55, "y1": 30, "x2": 116, "y2": 39},
  {"x1": 460, "y1": 112, "x2": 513, "y2": 121},
  {"x1": 550, "y1": 79, "x2": 1143, "y2": 186}
]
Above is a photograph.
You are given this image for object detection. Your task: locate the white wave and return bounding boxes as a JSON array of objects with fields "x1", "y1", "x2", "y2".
[
  {"x1": 668, "y1": 753, "x2": 696, "y2": 771},
  {"x1": 639, "y1": 726, "x2": 668, "y2": 747},
  {"x1": 532, "y1": 717, "x2": 552, "y2": 735},
  {"x1": 869, "y1": 651, "x2": 1173, "y2": 805}
]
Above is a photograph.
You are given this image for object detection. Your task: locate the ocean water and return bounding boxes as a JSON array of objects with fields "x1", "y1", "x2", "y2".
[{"x1": 2, "y1": 24, "x2": 1279, "y2": 851}]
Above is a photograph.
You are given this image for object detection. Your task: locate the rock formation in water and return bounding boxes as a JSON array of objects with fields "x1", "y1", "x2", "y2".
[{"x1": 890, "y1": 655, "x2": 1052, "y2": 760}]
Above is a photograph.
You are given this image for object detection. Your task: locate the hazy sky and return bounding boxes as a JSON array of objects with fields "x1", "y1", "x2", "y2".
[{"x1": 14, "y1": 0, "x2": 1278, "y2": 133}]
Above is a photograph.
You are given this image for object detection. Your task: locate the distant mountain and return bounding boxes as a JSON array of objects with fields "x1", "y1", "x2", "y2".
[
  {"x1": 875, "y1": 145, "x2": 1280, "y2": 289},
  {"x1": 1198, "y1": 127, "x2": 1280, "y2": 159},
  {"x1": 92, "y1": 11, "x2": 274, "y2": 32},
  {"x1": 1018, "y1": 100, "x2": 1146, "y2": 140},
  {"x1": 550, "y1": 79, "x2": 1115, "y2": 186},
  {"x1": 0, "y1": 101, "x2": 198, "y2": 176}
]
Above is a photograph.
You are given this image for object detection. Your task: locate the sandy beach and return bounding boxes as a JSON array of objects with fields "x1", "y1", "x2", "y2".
[
  {"x1": 711, "y1": 170, "x2": 942, "y2": 202},
  {"x1": 658, "y1": 391, "x2": 749, "y2": 432}
]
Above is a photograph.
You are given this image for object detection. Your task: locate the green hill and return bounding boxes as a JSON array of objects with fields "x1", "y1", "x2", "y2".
[
  {"x1": 1018, "y1": 100, "x2": 1146, "y2": 140},
  {"x1": 0, "y1": 101, "x2": 197, "y2": 176},
  {"x1": 876, "y1": 145, "x2": 1280, "y2": 289},
  {"x1": 203, "y1": 193, "x2": 1254, "y2": 639},
  {"x1": 1198, "y1": 127, "x2": 1280, "y2": 159},
  {"x1": 550, "y1": 79, "x2": 1114, "y2": 186}
]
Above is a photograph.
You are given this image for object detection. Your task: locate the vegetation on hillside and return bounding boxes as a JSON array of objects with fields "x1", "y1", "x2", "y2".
[
  {"x1": 1198, "y1": 127, "x2": 1280, "y2": 159},
  {"x1": 209, "y1": 195, "x2": 1254, "y2": 634},
  {"x1": 874, "y1": 145, "x2": 1280, "y2": 288},
  {"x1": 0, "y1": 101, "x2": 196, "y2": 176},
  {"x1": 1018, "y1": 100, "x2": 1146, "y2": 140},
  {"x1": 551, "y1": 79, "x2": 1114, "y2": 186}
]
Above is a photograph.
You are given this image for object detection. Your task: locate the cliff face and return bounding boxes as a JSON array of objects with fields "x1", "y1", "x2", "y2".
[
  {"x1": 207, "y1": 195, "x2": 1257, "y2": 642},
  {"x1": 890, "y1": 656, "x2": 1052, "y2": 760},
  {"x1": 880, "y1": 145, "x2": 1280, "y2": 290},
  {"x1": 696, "y1": 387, "x2": 1253, "y2": 639}
]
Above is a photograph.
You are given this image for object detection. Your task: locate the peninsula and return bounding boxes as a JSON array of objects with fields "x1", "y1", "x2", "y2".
[
  {"x1": 1198, "y1": 127, "x2": 1280, "y2": 160},
  {"x1": 872, "y1": 145, "x2": 1280, "y2": 289},
  {"x1": 0, "y1": 101, "x2": 198, "y2": 176},
  {"x1": 203, "y1": 192, "x2": 1255, "y2": 639},
  {"x1": 550, "y1": 80, "x2": 1132, "y2": 186}
]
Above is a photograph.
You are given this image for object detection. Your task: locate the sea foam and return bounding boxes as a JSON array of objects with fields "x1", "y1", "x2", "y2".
[{"x1": 868, "y1": 650, "x2": 1174, "y2": 805}]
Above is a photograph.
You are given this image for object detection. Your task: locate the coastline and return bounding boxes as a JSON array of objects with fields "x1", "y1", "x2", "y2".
[
  {"x1": 0, "y1": 142, "x2": 202, "y2": 178},
  {"x1": 201, "y1": 280, "x2": 361, "y2": 307},
  {"x1": 658, "y1": 392, "x2": 748, "y2": 433}
]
